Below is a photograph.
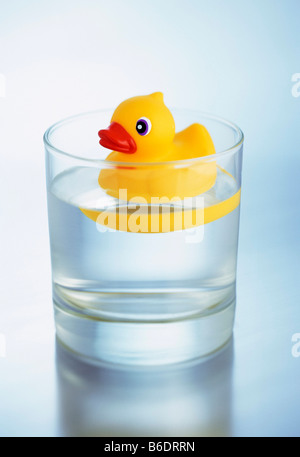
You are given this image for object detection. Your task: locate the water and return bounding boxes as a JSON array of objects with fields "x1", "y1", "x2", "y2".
[{"x1": 48, "y1": 166, "x2": 240, "y2": 364}]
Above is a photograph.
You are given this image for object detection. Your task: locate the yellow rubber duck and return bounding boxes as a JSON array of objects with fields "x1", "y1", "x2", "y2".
[
  {"x1": 80, "y1": 93, "x2": 241, "y2": 233},
  {"x1": 97, "y1": 92, "x2": 217, "y2": 202}
]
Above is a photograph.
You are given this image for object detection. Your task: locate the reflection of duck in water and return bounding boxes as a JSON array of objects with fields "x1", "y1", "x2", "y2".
[{"x1": 98, "y1": 92, "x2": 217, "y2": 201}]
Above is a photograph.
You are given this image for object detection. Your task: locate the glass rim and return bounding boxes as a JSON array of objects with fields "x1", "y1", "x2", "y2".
[{"x1": 43, "y1": 108, "x2": 244, "y2": 167}]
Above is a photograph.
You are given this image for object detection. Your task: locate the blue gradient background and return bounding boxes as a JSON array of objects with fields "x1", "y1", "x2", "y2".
[{"x1": 0, "y1": 0, "x2": 299, "y2": 436}]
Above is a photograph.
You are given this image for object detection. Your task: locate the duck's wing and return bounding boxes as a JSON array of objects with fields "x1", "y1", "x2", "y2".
[{"x1": 174, "y1": 123, "x2": 215, "y2": 158}]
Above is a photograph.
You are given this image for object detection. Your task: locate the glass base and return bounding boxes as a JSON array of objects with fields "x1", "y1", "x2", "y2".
[{"x1": 53, "y1": 294, "x2": 235, "y2": 366}]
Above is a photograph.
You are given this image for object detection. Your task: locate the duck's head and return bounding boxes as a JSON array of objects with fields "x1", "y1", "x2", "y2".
[{"x1": 98, "y1": 92, "x2": 175, "y2": 161}]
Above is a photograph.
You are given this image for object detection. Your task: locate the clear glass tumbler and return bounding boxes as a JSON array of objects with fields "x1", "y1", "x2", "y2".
[{"x1": 44, "y1": 109, "x2": 243, "y2": 365}]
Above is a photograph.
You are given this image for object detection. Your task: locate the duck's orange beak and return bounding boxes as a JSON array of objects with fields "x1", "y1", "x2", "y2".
[{"x1": 98, "y1": 122, "x2": 137, "y2": 153}]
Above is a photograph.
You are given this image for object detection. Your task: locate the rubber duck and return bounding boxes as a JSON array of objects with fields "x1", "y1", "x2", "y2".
[{"x1": 97, "y1": 92, "x2": 217, "y2": 202}]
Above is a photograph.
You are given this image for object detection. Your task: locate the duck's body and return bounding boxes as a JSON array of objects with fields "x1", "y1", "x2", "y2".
[{"x1": 98, "y1": 93, "x2": 217, "y2": 201}]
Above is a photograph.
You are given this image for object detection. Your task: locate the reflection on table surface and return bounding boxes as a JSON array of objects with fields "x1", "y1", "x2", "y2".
[{"x1": 56, "y1": 338, "x2": 234, "y2": 437}]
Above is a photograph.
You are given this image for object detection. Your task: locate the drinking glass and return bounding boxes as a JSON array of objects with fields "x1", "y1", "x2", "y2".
[{"x1": 44, "y1": 109, "x2": 243, "y2": 365}]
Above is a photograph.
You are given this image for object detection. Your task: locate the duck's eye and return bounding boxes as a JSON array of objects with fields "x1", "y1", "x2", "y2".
[{"x1": 136, "y1": 117, "x2": 151, "y2": 136}]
